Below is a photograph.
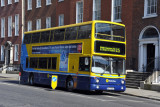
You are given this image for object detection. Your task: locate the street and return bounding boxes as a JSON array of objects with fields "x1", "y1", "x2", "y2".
[{"x1": 0, "y1": 78, "x2": 160, "y2": 107}]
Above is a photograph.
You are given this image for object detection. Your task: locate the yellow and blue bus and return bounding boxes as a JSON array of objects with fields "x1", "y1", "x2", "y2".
[{"x1": 20, "y1": 20, "x2": 126, "y2": 92}]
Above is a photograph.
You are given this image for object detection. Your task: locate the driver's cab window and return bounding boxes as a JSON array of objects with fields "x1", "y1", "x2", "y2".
[{"x1": 79, "y1": 57, "x2": 90, "y2": 71}]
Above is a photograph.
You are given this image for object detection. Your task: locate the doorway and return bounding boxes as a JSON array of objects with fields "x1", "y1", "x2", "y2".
[
  {"x1": 139, "y1": 26, "x2": 159, "y2": 72},
  {"x1": 146, "y1": 44, "x2": 155, "y2": 72},
  {"x1": 7, "y1": 49, "x2": 10, "y2": 65}
]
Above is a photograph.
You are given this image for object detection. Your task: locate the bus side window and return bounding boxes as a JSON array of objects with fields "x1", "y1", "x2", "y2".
[
  {"x1": 40, "y1": 31, "x2": 50, "y2": 43},
  {"x1": 54, "y1": 29, "x2": 65, "y2": 41},
  {"x1": 78, "y1": 24, "x2": 91, "y2": 39},
  {"x1": 50, "y1": 30, "x2": 54, "y2": 42},
  {"x1": 65, "y1": 27, "x2": 78, "y2": 40},
  {"x1": 48, "y1": 57, "x2": 52, "y2": 69},
  {"x1": 26, "y1": 57, "x2": 29, "y2": 68},
  {"x1": 39, "y1": 58, "x2": 48, "y2": 69},
  {"x1": 79, "y1": 57, "x2": 90, "y2": 71},
  {"x1": 23, "y1": 34, "x2": 31, "y2": 44},
  {"x1": 30, "y1": 57, "x2": 38, "y2": 68},
  {"x1": 31, "y1": 33, "x2": 40, "y2": 43},
  {"x1": 52, "y1": 57, "x2": 57, "y2": 69}
]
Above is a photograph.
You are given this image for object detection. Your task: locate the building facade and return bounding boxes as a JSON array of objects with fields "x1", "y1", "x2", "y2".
[
  {"x1": 0, "y1": 0, "x2": 24, "y2": 73},
  {"x1": 1, "y1": 0, "x2": 160, "y2": 76},
  {"x1": 24, "y1": 0, "x2": 137, "y2": 71},
  {"x1": 24, "y1": 0, "x2": 160, "y2": 73}
]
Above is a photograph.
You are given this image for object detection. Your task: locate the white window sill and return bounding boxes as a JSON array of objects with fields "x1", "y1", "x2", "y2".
[
  {"x1": 113, "y1": 19, "x2": 122, "y2": 23},
  {"x1": 58, "y1": 0, "x2": 64, "y2": 2},
  {"x1": 142, "y1": 14, "x2": 158, "y2": 19},
  {"x1": 36, "y1": 6, "x2": 41, "y2": 8},
  {"x1": 46, "y1": 3, "x2": 52, "y2": 6},
  {"x1": 28, "y1": 8, "x2": 32, "y2": 11}
]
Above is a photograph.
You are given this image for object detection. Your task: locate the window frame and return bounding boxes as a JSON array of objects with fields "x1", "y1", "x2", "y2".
[
  {"x1": 46, "y1": 17, "x2": 51, "y2": 28},
  {"x1": 58, "y1": 14, "x2": 64, "y2": 26},
  {"x1": 112, "y1": 0, "x2": 122, "y2": 22},
  {"x1": 76, "y1": 1, "x2": 83, "y2": 23},
  {"x1": 28, "y1": 0, "x2": 32, "y2": 10},
  {"x1": 1, "y1": 45, "x2": 5, "y2": 61},
  {"x1": 143, "y1": 0, "x2": 158, "y2": 19},
  {"x1": 8, "y1": 0, "x2": 12, "y2": 5},
  {"x1": 27, "y1": 21, "x2": 32, "y2": 31},
  {"x1": 92, "y1": 0, "x2": 101, "y2": 20},
  {"x1": 36, "y1": 0, "x2": 41, "y2": 8},
  {"x1": 1, "y1": 0, "x2": 5, "y2": 7},
  {"x1": 36, "y1": 19, "x2": 41, "y2": 30},
  {"x1": 8, "y1": 16, "x2": 12, "y2": 37},
  {"x1": 15, "y1": 14, "x2": 19, "y2": 36},
  {"x1": 15, "y1": 0, "x2": 19, "y2": 3},
  {"x1": 14, "y1": 44, "x2": 19, "y2": 61},
  {"x1": 1, "y1": 17, "x2": 5, "y2": 38},
  {"x1": 46, "y1": 0, "x2": 51, "y2": 5}
]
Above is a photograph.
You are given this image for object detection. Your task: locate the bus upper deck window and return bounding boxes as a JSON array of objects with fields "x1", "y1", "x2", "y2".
[
  {"x1": 95, "y1": 23, "x2": 125, "y2": 42},
  {"x1": 40, "y1": 31, "x2": 50, "y2": 43},
  {"x1": 65, "y1": 27, "x2": 78, "y2": 40},
  {"x1": 50, "y1": 30, "x2": 54, "y2": 42},
  {"x1": 23, "y1": 34, "x2": 31, "y2": 44},
  {"x1": 54, "y1": 29, "x2": 65, "y2": 41},
  {"x1": 31, "y1": 33, "x2": 40, "y2": 43},
  {"x1": 78, "y1": 24, "x2": 91, "y2": 39}
]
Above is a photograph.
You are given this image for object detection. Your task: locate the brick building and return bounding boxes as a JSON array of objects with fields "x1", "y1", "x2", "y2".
[
  {"x1": 1, "y1": 0, "x2": 160, "y2": 78},
  {"x1": 0, "y1": 0, "x2": 24, "y2": 73}
]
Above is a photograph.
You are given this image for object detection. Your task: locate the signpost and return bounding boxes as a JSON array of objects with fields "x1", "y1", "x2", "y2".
[{"x1": 51, "y1": 75, "x2": 58, "y2": 90}]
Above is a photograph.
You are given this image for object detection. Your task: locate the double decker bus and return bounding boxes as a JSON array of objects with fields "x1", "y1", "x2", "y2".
[{"x1": 20, "y1": 20, "x2": 126, "y2": 92}]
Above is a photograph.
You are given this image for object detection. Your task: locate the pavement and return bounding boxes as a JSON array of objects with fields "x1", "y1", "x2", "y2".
[{"x1": 0, "y1": 73, "x2": 160, "y2": 101}]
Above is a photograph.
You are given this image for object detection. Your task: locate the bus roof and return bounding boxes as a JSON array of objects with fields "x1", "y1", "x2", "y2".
[{"x1": 24, "y1": 20, "x2": 125, "y2": 34}]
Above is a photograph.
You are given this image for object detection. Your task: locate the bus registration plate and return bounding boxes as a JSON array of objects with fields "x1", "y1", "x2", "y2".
[{"x1": 107, "y1": 87, "x2": 114, "y2": 90}]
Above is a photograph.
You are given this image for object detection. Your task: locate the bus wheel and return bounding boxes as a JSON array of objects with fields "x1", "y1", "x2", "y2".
[
  {"x1": 66, "y1": 78, "x2": 74, "y2": 91},
  {"x1": 29, "y1": 75, "x2": 34, "y2": 85}
]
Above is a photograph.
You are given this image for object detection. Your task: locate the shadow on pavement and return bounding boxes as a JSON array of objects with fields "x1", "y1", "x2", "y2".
[{"x1": 2, "y1": 80, "x2": 19, "y2": 84}]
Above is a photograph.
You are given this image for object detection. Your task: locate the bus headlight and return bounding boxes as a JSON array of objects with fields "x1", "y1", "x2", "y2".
[
  {"x1": 96, "y1": 79, "x2": 99, "y2": 83},
  {"x1": 121, "y1": 80, "x2": 125, "y2": 84},
  {"x1": 96, "y1": 85, "x2": 99, "y2": 89},
  {"x1": 121, "y1": 86, "x2": 124, "y2": 90}
]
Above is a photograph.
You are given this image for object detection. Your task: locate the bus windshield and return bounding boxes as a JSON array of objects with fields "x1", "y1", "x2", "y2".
[
  {"x1": 92, "y1": 56, "x2": 125, "y2": 75},
  {"x1": 95, "y1": 23, "x2": 125, "y2": 42}
]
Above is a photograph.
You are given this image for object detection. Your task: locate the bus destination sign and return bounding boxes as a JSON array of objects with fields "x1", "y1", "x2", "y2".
[{"x1": 95, "y1": 41, "x2": 125, "y2": 55}]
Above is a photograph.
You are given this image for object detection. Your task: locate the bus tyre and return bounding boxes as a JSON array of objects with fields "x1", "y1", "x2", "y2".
[
  {"x1": 66, "y1": 78, "x2": 74, "y2": 91},
  {"x1": 29, "y1": 75, "x2": 34, "y2": 85}
]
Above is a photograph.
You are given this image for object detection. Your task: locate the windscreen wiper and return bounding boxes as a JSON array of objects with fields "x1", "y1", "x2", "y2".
[{"x1": 101, "y1": 65, "x2": 109, "y2": 76}]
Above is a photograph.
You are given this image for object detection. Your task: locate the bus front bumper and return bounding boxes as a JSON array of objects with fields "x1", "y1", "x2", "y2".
[{"x1": 90, "y1": 84, "x2": 126, "y2": 92}]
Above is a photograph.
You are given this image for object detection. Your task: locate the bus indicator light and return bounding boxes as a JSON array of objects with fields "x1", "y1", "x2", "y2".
[
  {"x1": 106, "y1": 79, "x2": 109, "y2": 83},
  {"x1": 77, "y1": 44, "x2": 82, "y2": 53}
]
